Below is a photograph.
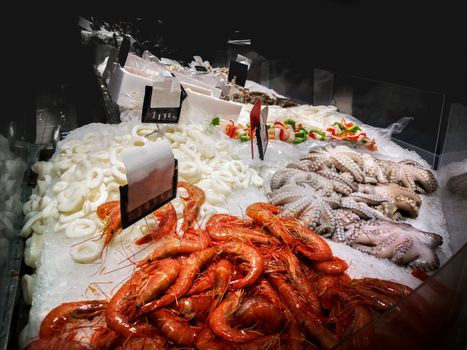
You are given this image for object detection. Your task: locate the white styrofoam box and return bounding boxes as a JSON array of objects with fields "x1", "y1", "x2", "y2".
[
  {"x1": 125, "y1": 53, "x2": 164, "y2": 77},
  {"x1": 179, "y1": 87, "x2": 242, "y2": 125},
  {"x1": 108, "y1": 67, "x2": 153, "y2": 109},
  {"x1": 172, "y1": 71, "x2": 222, "y2": 99},
  {"x1": 180, "y1": 82, "x2": 212, "y2": 96}
]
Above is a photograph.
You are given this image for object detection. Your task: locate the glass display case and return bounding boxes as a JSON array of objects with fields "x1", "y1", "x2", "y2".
[{"x1": 2, "y1": 16, "x2": 466, "y2": 350}]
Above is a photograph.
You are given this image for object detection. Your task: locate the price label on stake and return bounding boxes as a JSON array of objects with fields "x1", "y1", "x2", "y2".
[
  {"x1": 256, "y1": 106, "x2": 269, "y2": 160},
  {"x1": 119, "y1": 140, "x2": 178, "y2": 229},
  {"x1": 142, "y1": 83, "x2": 187, "y2": 124},
  {"x1": 249, "y1": 99, "x2": 262, "y2": 159}
]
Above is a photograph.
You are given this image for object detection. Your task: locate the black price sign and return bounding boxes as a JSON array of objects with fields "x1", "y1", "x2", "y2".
[
  {"x1": 228, "y1": 60, "x2": 248, "y2": 87},
  {"x1": 118, "y1": 35, "x2": 131, "y2": 67},
  {"x1": 195, "y1": 65, "x2": 208, "y2": 72},
  {"x1": 141, "y1": 85, "x2": 187, "y2": 124},
  {"x1": 256, "y1": 106, "x2": 269, "y2": 160},
  {"x1": 120, "y1": 159, "x2": 178, "y2": 229}
]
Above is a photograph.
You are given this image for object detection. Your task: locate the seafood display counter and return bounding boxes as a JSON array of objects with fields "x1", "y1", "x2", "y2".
[{"x1": 10, "y1": 37, "x2": 467, "y2": 349}]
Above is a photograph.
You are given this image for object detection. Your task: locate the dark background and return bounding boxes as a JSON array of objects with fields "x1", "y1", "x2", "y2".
[{"x1": 3, "y1": 3, "x2": 466, "y2": 138}]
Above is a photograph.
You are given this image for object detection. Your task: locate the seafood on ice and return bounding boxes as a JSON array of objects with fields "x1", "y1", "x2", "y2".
[
  {"x1": 266, "y1": 144, "x2": 443, "y2": 271},
  {"x1": 25, "y1": 183, "x2": 415, "y2": 350}
]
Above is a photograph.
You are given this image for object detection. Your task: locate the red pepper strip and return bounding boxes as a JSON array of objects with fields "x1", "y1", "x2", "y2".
[
  {"x1": 326, "y1": 127, "x2": 336, "y2": 136},
  {"x1": 345, "y1": 122, "x2": 353, "y2": 128},
  {"x1": 309, "y1": 133, "x2": 317, "y2": 139},
  {"x1": 225, "y1": 122, "x2": 237, "y2": 138},
  {"x1": 279, "y1": 128, "x2": 286, "y2": 141},
  {"x1": 274, "y1": 121, "x2": 285, "y2": 127}
]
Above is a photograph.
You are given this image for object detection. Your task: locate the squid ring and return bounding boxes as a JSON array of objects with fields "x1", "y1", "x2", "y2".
[
  {"x1": 112, "y1": 163, "x2": 127, "y2": 183},
  {"x1": 227, "y1": 160, "x2": 247, "y2": 176},
  {"x1": 65, "y1": 218, "x2": 97, "y2": 239},
  {"x1": 204, "y1": 189, "x2": 226, "y2": 205},
  {"x1": 110, "y1": 146, "x2": 124, "y2": 165},
  {"x1": 86, "y1": 167, "x2": 104, "y2": 189},
  {"x1": 23, "y1": 201, "x2": 33, "y2": 215},
  {"x1": 21, "y1": 212, "x2": 42, "y2": 238},
  {"x1": 53, "y1": 181, "x2": 69, "y2": 193},
  {"x1": 55, "y1": 158, "x2": 73, "y2": 172},
  {"x1": 59, "y1": 210, "x2": 84, "y2": 224},
  {"x1": 59, "y1": 164, "x2": 77, "y2": 182},
  {"x1": 89, "y1": 150, "x2": 110, "y2": 163},
  {"x1": 57, "y1": 185, "x2": 85, "y2": 213},
  {"x1": 71, "y1": 153, "x2": 87, "y2": 163},
  {"x1": 24, "y1": 233, "x2": 43, "y2": 268},
  {"x1": 179, "y1": 161, "x2": 201, "y2": 181},
  {"x1": 129, "y1": 136, "x2": 148, "y2": 147},
  {"x1": 31, "y1": 220, "x2": 46, "y2": 235},
  {"x1": 70, "y1": 241, "x2": 102, "y2": 263},
  {"x1": 21, "y1": 274, "x2": 36, "y2": 305},
  {"x1": 36, "y1": 180, "x2": 47, "y2": 196},
  {"x1": 131, "y1": 124, "x2": 154, "y2": 138},
  {"x1": 86, "y1": 184, "x2": 109, "y2": 211},
  {"x1": 106, "y1": 182, "x2": 120, "y2": 193},
  {"x1": 213, "y1": 170, "x2": 236, "y2": 184},
  {"x1": 211, "y1": 176, "x2": 232, "y2": 195},
  {"x1": 42, "y1": 199, "x2": 58, "y2": 219},
  {"x1": 39, "y1": 196, "x2": 52, "y2": 210},
  {"x1": 179, "y1": 143, "x2": 201, "y2": 160}
]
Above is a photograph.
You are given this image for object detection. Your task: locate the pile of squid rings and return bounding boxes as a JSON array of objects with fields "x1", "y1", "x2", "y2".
[{"x1": 26, "y1": 182, "x2": 413, "y2": 350}]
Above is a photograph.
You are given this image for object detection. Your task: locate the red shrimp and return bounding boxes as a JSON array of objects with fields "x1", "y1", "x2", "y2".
[
  {"x1": 114, "y1": 336, "x2": 168, "y2": 350},
  {"x1": 137, "y1": 248, "x2": 216, "y2": 316},
  {"x1": 314, "y1": 257, "x2": 349, "y2": 274},
  {"x1": 322, "y1": 287, "x2": 372, "y2": 339},
  {"x1": 134, "y1": 259, "x2": 181, "y2": 307},
  {"x1": 316, "y1": 273, "x2": 352, "y2": 297},
  {"x1": 39, "y1": 300, "x2": 108, "y2": 339},
  {"x1": 206, "y1": 214, "x2": 279, "y2": 245},
  {"x1": 105, "y1": 261, "x2": 176, "y2": 338},
  {"x1": 208, "y1": 291, "x2": 262, "y2": 343},
  {"x1": 350, "y1": 278, "x2": 413, "y2": 311},
  {"x1": 213, "y1": 259, "x2": 234, "y2": 299},
  {"x1": 96, "y1": 201, "x2": 122, "y2": 250},
  {"x1": 281, "y1": 216, "x2": 333, "y2": 261},
  {"x1": 97, "y1": 201, "x2": 119, "y2": 220},
  {"x1": 142, "y1": 229, "x2": 210, "y2": 263},
  {"x1": 135, "y1": 203, "x2": 177, "y2": 245},
  {"x1": 173, "y1": 293, "x2": 213, "y2": 316},
  {"x1": 282, "y1": 249, "x2": 322, "y2": 315},
  {"x1": 268, "y1": 275, "x2": 338, "y2": 350},
  {"x1": 195, "y1": 327, "x2": 225, "y2": 350},
  {"x1": 231, "y1": 335, "x2": 281, "y2": 350},
  {"x1": 151, "y1": 309, "x2": 200, "y2": 346},
  {"x1": 220, "y1": 242, "x2": 264, "y2": 289},
  {"x1": 246, "y1": 203, "x2": 296, "y2": 246},
  {"x1": 284, "y1": 309, "x2": 308, "y2": 350},
  {"x1": 178, "y1": 181, "x2": 205, "y2": 232},
  {"x1": 186, "y1": 262, "x2": 217, "y2": 296},
  {"x1": 232, "y1": 296, "x2": 282, "y2": 334},
  {"x1": 25, "y1": 338, "x2": 96, "y2": 350}
]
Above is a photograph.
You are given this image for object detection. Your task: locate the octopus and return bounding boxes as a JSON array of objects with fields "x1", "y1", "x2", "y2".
[
  {"x1": 267, "y1": 182, "x2": 344, "y2": 239},
  {"x1": 299, "y1": 144, "x2": 438, "y2": 194},
  {"x1": 335, "y1": 209, "x2": 443, "y2": 271},
  {"x1": 379, "y1": 159, "x2": 438, "y2": 194},
  {"x1": 268, "y1": 167, "x2": 355, "y2": 196},
  {"x1": 351, "y1": 183, "x2": 421, "y2": 220}
]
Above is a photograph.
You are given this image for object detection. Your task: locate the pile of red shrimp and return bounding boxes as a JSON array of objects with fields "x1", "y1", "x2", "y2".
[{"x1": 26, "y1": 182, "x2": 413, "y2": 350}]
